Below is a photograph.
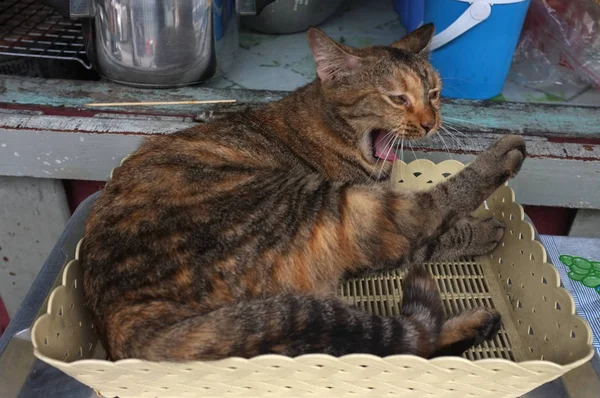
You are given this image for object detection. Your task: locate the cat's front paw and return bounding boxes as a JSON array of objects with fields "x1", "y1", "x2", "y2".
[
  {"x1": 466, "y1": 216, "x2": 504, "y2": 256},
  {"x1": 477, "y1": 135, "x2": 526, "y2": 184}
]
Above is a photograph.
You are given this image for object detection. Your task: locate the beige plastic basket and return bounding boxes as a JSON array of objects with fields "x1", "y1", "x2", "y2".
[{"x1": 32, "y1": 159, "x2": 594, "y2": 398}]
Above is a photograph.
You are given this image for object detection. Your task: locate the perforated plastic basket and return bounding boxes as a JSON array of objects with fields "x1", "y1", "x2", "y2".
[{"x1": 31, "y1": 159, "x2": 594, "y2": 398}]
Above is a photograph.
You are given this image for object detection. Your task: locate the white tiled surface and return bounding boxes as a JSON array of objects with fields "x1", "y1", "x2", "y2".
[{"x1": 206, "y1": 0, "x2": 600, "y2": 106}]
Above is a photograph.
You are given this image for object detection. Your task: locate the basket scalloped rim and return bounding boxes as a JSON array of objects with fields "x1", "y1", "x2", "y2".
[{"x1": 31, "y1": 159, "x2": 595, "y2": 381}]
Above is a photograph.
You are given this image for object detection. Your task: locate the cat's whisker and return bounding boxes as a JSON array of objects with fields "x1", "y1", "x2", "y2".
[
  {"x1": 408, "y1": 140, "x2": 419, "y2": 162},
  {"x1": 400, "y1": 136, "x2": 405, "y2": 164},
  {"x1": 444, "y1": 116, "x2": 489, "y2": 129},
  {"x1": 443, "y1": 123, "x2": 476, "y2": 147},
  {"x1": 378, "y1": 135, "x2": 398, "y2": 180},
  {"x1": 436, "y1": 131, "x2": 453, "y2": 160},
  {"x1": 440, "y1": 126, "x2": 464, "y2": 149},
  {"x1": 370, "y1": 131, "x2": 396, "y2": 180}
]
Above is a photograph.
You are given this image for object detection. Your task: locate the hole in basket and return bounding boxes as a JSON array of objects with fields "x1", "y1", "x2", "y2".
[
  {"x1": 531, "y1": 272, "x2": 535, "y2": 277},
  {"x1": 44, "y1": 337, "x2": 48, "y2": 346},
  {"x1": 63, "y1": 351, "x2": 69, "y2": 361},
  {"x1": 359, "y1": 365, "x2": 368, "y2": 368},
  {"x1": 120, "y1": 387, "x2": 128, "y2": 390},
  {"x1": 541, "y1": 355, "x2": 545, "y2": 360},
  {"x1": 519, "y1": 232, "x2": 524, "y2": 240},
  {"x1": 58, "y1": 307, "x2": 63, "y2": 316},
  {"x1": 520, "y1": 249, "x2": 524, "y2": 255},
  {"x1": 543, "y1": 295, "x2": 547, "y2": 302},
  {"x1": 542, "y1": 277, "x2": 548, "y2": 284},
  {"x1": 88, "y1": 343, "x2": 93, "y2": 351},
  {"x1": 507, "y1": 278, "x2": 512, "y2": 285},
  {"x1": 517, "y1": 319, "x2": 522, "y2": 325},
  {"x1": 73, "y1": 279, "x2": 78, "y2": 289},
  {"x1": 532, "y1": 307, "x2": 536, "y2": 313},
  {"x1": 498, "y1": 257, "x2": 503, "y2": 264},
  {"x1": 413, "y1": 172, "x2": 422, "y2": 177},
  {"x1": 56, "y1": 332, "x2": 60, "y2": 338},
  {"x1": 442, "y1": 172, "x2": 451, "y2": 178},
  {"x1": 555, "y1": 322, "x2": 561, "y2": 329},
  {"x1": 160, "y1": 387, "x2": 169, "y2": 391},
  {"x1": 521, "y1": 283, "x2": 525, "y2": 289},
  {"x1": 530, "y1": 254, "x2": 535, "y2": 261},
  {"x1": 501, "y1": 211, "x2": 505, "y2": 218},
  {"x1": 501, "y1": 197, "x2": 505, "y2": 203},
  {"x1": 425, "y1": 180, "x2": 433, "y2": 184},
  {"x1": 69, "y1": 303, "x2": 75, "y2": 311},
  {"x1": 544, "y1": 335, "x2": 550, "y2": 343},
  {"x1": 77, "y1": 347, "x2": 83, "y2": 358},
  {"x1": 509, "y1": 214, "x2": 514, "y2": 220},
  {"x1": 571, "y1": 331, "x2": 576, "y2": 338},
  {"x1": 398, "y1": 179, "x2": 404, "y2": 183},
  {"x1": 516, "y1": 300, "x2": 523, "y2": 308},
  {"x1": 528, "y1": 326, "x2": 534, "y2": 335},
  {"x1": 78, "y1": 321, "x2": 83, "y2": 327},
  {"x1": 529, "y1": 347, "x2": 534, "y2": 353},
  {"x1": 555, "y1": 302, "x2": 561, "y2": 311},
  {"x1": 228, "y1": 366, "x2": 237, "y2": 370}
]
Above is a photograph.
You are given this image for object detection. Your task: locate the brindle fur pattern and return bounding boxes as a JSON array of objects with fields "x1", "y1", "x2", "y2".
[{"x1": 81, "y1": 25, "x2": 525, "y2": 361}]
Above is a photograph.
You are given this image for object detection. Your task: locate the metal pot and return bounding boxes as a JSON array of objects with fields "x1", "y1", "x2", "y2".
[
  {"x1": 40, "y1": 0, "x2": 275, "y2": 87},
  {"x1": 241, "y1": 0, "x2": 345, "y2": 35}
]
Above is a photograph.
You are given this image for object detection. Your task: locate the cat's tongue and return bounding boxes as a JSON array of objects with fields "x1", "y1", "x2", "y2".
[{"x1": 373, "y1": 130, "x2": 398, "y2": 161}]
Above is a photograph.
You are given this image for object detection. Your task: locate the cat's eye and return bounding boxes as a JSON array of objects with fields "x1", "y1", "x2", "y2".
[
  {"x1": 429, "y1": 89, "x2": 440, "y2": 101},
  {"x1": 389, "y1": 94, "x2": 411, "y2": 107}
]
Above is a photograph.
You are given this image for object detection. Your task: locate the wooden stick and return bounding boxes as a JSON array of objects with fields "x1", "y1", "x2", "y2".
[{"x1": 84, "y1": 99, "x2": 237, "y2": 107}]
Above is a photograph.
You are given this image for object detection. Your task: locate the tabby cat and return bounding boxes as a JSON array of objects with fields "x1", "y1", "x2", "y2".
[{"x1": 81, "y1": 24, "x2": 526, "y2": 361}]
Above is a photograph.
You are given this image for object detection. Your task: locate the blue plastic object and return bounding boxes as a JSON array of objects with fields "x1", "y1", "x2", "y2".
[
  {"x1": 394, "y1": 0, "x2": 423, "y2": 33},
  {"x1": 394, "y1": 0, "x2": 531, "y2": 99}
]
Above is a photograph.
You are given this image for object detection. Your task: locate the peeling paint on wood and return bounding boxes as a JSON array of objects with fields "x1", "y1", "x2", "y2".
[
  {"x1": 1, "y1": 75, "x2": 599, "y2": 209},
  {"x1": 0, "y1": 112, "x2": 598, "y2": 209},
  {"x1": 1, "y1": 76, "x2": 600, "y2": 138}
]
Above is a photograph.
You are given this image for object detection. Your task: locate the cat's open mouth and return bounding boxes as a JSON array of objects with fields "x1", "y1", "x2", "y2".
[{"x1": 372, "y1": 130, "x2": 399, "y2": 162}]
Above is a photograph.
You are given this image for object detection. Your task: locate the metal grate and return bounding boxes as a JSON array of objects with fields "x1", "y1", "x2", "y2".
[
  {"x1": 339, "y1": 259, "x2": 516, "y2": 361},
  {"x1": 0, "y1": 0, "x2": 90, "y2": 69}
]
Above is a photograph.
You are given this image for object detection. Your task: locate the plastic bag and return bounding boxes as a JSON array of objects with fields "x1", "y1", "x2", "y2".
[{"x1": 510, "y1": 0, "x2": 600, "y2": 99}]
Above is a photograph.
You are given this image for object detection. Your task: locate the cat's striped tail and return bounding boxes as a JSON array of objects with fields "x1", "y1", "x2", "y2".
[{"x1": 110, "y1": 267, "x2": 500, "y2": 361}]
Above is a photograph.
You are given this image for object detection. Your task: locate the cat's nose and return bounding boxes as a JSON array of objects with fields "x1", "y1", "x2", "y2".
[{"x1": 421, "y1": 121, "x2": 434, "y2": 133}]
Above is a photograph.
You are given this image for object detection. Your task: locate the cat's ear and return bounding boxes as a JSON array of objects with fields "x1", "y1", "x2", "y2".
[
  {"x1": 391, "y1": 23, "x2": 435, "y2": 54},
  {"x1": 307, "y1": 27, "x2": 361, "y2": 83}
]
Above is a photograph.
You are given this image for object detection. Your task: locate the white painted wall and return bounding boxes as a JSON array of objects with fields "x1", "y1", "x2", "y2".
[{"x1": 0, "y1": 177, "x2": 70, "y2": 317}]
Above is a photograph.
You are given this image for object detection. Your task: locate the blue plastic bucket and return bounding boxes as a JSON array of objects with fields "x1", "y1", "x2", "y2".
[{"x1": 394, "y1": 0, "x2": 531, "y2": 99}]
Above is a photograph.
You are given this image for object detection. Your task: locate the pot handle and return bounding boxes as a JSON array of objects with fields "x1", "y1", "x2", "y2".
[{"x1": 238, "y1": 0, "x2": 277, "y2": 16}]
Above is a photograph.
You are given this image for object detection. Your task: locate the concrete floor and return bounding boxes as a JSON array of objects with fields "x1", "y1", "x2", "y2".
[{"x1": 0, "y1": 177, "x2": 69, "y2": 317}]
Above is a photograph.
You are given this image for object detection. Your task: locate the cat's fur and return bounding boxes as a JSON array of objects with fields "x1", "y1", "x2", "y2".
[{"x1": 81, "y1": 25, "x2": 525, "y2": 362}]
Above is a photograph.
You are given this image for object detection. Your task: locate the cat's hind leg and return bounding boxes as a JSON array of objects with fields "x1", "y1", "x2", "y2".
[
  {"x1": 431, "y1": 308, "x2": 502, "y2": 358},
  {"x1": 109, "y1": 268, "x2": 448, "y2": 361}
]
